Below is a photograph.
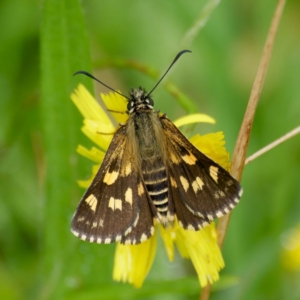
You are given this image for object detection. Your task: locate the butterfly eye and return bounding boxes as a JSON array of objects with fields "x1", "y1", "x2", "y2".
[{"x1": 127, "y1": 100, "x2": 134, "y2": 111}]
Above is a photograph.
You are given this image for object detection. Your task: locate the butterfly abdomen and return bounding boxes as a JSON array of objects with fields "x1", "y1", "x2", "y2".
[
  {"x1": 142, "y1": 158, "x2": 169, "y2": 224},
  {"x1": 131, "y1": 106, "x2": 171, "y2": 226}
]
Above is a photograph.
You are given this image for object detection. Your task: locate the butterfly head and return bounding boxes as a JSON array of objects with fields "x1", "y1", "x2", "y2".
[{"x1": 127, "y1": 87, "x2": 154, "y2": 114}]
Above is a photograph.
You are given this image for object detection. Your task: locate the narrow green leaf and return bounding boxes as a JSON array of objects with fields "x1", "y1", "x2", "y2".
[{"x1": 39, "y1": 1, "x2": 94, "y2": 299}]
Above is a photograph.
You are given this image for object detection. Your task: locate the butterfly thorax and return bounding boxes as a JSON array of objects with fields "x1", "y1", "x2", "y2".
[{"x1": 127, "y1": 87, "x2": 171, "y2": 226}]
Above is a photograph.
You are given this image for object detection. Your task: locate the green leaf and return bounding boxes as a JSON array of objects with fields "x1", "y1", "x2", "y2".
[{"x1": 39, "y1": 1, "x2": 95, "y2": 298}]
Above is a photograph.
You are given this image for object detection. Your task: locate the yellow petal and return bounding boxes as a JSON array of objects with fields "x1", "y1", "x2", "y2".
[
  {"x1": 76, "y1": 145, "x2": 105, "y2": 163},
  {"x1": 113, "y1": 232, "x2": 157, "y2": 288},
  {"x1": 71, "y1": 84, "x2": 113, "y2": 126},
  {"x1": 174, "y1": 223, "x2": 224, "y2": 287},
  {"x1": 81, "y1": 120, "x2": 115, "y2": 151},
  {"x1": 77, "y1": 164, "x2": 99, "y2": 188},
  {"x1": 159, "y1": 225, "x2": 175, "y2": 262},
  {"x1": 190, "y1": 132, "x2": 230, "y2": 170},
  {"x1": 101, "y1": 92, "x2": 129, "y2": 124},
  {"x1": 173, "y1": 114, "x2": 215, "y2": 128},
  {"x1": 281, "y1": 225, "x2": 300, "y2": 271}
]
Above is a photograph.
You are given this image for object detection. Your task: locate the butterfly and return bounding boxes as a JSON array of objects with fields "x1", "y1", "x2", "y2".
[{"x1": 71, "y1": 50, "x2": 243, "y2": 245}]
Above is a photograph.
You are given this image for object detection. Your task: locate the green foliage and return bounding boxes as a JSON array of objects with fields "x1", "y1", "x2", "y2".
[{"x1": 1, "y1": 0, "x2": 300, "y2": 299}]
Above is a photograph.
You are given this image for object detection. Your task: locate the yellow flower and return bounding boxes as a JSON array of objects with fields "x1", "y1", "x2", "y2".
[
  {"x1": 71, "y1": 84, "x2": 232, "y2": 288},
  {"x1": 281, "y1": 225, "x2": 300, "y2": 271}
]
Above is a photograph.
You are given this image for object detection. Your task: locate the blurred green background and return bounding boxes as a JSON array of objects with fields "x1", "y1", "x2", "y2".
[{"x1": 1, "y1": 0, "x2": 299, "y2": 299}]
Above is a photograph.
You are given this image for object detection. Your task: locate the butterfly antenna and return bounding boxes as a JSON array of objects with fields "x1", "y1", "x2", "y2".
[
  {"x1": 73, "y1": 70, "x2": 130, "y2": 101},
  {"x1": 146, "y1": 49, "x2": 192, "y2": 98}
]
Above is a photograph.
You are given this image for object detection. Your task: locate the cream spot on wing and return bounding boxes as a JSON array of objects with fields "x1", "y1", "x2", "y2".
[
  {"x1": 92, "y1": 222, "x2": 98, "y2": 229},
  {"x1": 220, "y1": 191, "x2": 225, "y2": 197},
  {"x1": 77, "y1": 216, "x2": 85, "y2": 222},
  {"x1": 195, "y1": 211, "x2": 205, "y2": 218},
  {"x1": 216, "y1": 211, "x2": 224, "y2": 218},
  {"x1": 140, "y1": 233, "x2": 148, "y2": 242},
  {"x1": 192, "y1": 176, "x2": 204, "y2": 193},
  {"x1": 124, "y1": 163, "x2": 131, "y2": 176},
  {"x1": 138, "y1": 182, "x2": 144, "y2": 196},
  {"x1": 115, "y1": 235, "x2": 122, "y2": 242},
  {"x1": 202, "y1": 221, "x2": 209, "y2": 227},
  {"x1": 125, "y1": 187, "x2": 133, "y2": 205},
  {"x1": 167, "y1": 212, "x2": 175, "y2": 222},
  {"x1": 124, "y1": 226, "x2": 133, "y2": 236},
  {"x1": 214, "y1": 192, "x2": 220, "y2": 199},
  {"x1": 104, "y1": 238, "x2": 111, "y2": 244},
  {"x1": 239, "y1": 189, "x2": 243, "y2": 197},
  {"x1": 187, "y1": 224, "x2": 195, "y2": 231},
  {"x1": 209, "y1": 165, "x2": 219, "y2": 183},
  {"x1": 170, "y1": 177, "x2": 177, "y2": 188},
  {"x1": 227, "y1": 179, "x2": 234, "y2": 186},
  {"x1": 180, "y1": 176, "x2": 189, "y2": 192},
  {"x1": 90, "y1": 236, "x2": 95, "y2": 242},
  {"x1": 81, "y1": 234, "x2": 87, "y2": 241},
  {"x1": 150, "y1": 226, "x2": 155, "y2": 235},
  {"x1": 103, "y1": 171, "x2": 119, "y2": 185},
  {"x1": 85, "y1": 194, "x2": 98, "y2": 212},
  {"x1": 224, "y1": 208, "x2": 230, "y2": 214},
  {"x1": 97, "y1": 238, "x2": 102, "y2": 243},
  {"x1": 108, "y1": 197, "x2": 122, "y2": 211},
  {"x1": 170, "y1": 153, "x2": 180, "y2": 164},
  {"x1": 182, "y1": 152, "x2": 197, "y2": 165},
  {"x1": 234, "y1": 197, "x2": 240, "y2": 203},
  {"x1": 99, "y1": 219, "x2": 104, "y2": 227},
  {"x1": 72, "y1": 230, "x2": 79, "y2": 237},
  {"x1": 207, "y1": 214, "x2": 214, "y2": 221}
]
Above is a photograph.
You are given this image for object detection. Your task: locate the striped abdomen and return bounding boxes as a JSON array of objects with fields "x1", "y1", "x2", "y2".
[{"x1": 142, "y1": 158, "x2": 169, "y2": 224}]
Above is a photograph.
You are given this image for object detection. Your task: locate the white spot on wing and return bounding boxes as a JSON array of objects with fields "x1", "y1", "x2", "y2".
[
  {"x1": 207, "y1": 214, "x2": 214, "y2": 221},
  {"x1": 187, "y1": 224, "x2": 195, "y2": 231},
  {"x1": 234, "y1": 197, "x2": 240, "y2": 203},
  {"x1": 140, "y1": 233, "x2": 148, "y2": 242},
  {"x1": 71, "y1": 229, "x2": 79, "y2": 237},
  {"x1": 216, "y1": 211, "x2": 224, "y2": 218}
]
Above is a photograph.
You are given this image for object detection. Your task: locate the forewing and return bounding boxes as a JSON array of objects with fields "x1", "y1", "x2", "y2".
[
  {"x1": 161, "y1": 117, "x2": 243, "y2": 225},
  {"x1": 71, "y1": 126, "x2": 147, "y2": 244}
]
